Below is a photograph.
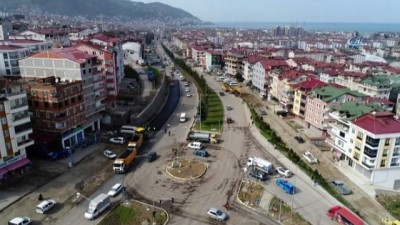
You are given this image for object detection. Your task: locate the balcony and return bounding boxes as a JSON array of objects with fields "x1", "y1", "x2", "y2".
[
  {"x1": 13, "y1": 112, "x2": 29, "y2": 122},
  {"x1": 393, "y1": 151, "x2": 400, "y2": 157},
  {"x1": 364, "y1": 146, "x2": 378, "y2": 158},
  {"x1": 362, "y1": 160, "x2": 375, "y2": 169},
  {"x1": 10, "y1": 102, "x2": 28, "y2": 110},
  {"x1": 366, "y1": 138, "x2": 380, "y2": 148},
  {"x1": 14, "y1": 122, "x2": 33, "y2": 135},
  {"x1": 17, "y1": 139, "x2": 34, "y2": 148}
]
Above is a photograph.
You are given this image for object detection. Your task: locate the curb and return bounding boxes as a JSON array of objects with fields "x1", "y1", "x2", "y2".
[
  {"x1": 165, "y1": 162, "x2": 208, "y2": 181},
  {"x1": 235, "y1": 179, "x2": 259, "y2": 210}
]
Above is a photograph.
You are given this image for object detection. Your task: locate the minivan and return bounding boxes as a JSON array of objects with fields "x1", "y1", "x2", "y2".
[
  {"x1": 180, "y1": 113, "x2": 186, "y2": 122},
  {"x1": 36, "y1": 199, "x2": 57, "y2": 214}
]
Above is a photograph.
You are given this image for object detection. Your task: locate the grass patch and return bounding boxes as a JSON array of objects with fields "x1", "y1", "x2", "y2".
[
  {"x1": 269, "y1": 196, "x2": 311, "y2": 225},
  {"x1": 99, "y1": 201, "x2": 167, "y2": 225},
  {"x1": 377, "y1": 194, "x2": 400, "y2": 219},
  {"x1": 238, "y1": 180, "x2": 264, "y2": 208},
  {"x1": 194, "y1": 90, "x2": 224, "y2": 132}
]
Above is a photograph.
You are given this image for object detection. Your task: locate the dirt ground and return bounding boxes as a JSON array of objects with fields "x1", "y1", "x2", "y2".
[
  {"x1": 269, "y1": 197, "x2": 310, "y2": 225},
  {"x1": 237, "y1": 180, "x2": 264, "y2": 208},
  {"x1": 166, "y1": 159, "x2": 207, "y2": 179}
]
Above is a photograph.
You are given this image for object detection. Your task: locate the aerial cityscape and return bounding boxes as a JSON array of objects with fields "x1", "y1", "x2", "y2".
[{"x1": 0, "y1": 0, "x2": 400, "y2": 225}]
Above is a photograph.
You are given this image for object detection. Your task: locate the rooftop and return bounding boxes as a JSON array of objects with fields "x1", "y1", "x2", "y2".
[
  {"x1": 311, "y1": 85, "x2": 365, "y2": 102},
  {"x1": 31, "y1": 47, "x2": 95, "y2": 63},
  {"x1": 332, "y1": 101, "x2": 383, "y2": 121},
  {"x1": 361, "y1": 75, "x2": 391, "y2": 87},
  {"x1": 294, "y1": 78, "x2": 326, "y2": 91},
  {"x1": 352, "y1": 111, "x2": 400, "y2": 134}
]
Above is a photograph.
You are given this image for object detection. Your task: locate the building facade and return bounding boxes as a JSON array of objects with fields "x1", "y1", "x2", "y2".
[{"x1": 0, "y1": 78, "x2": 34, "y2": 182}]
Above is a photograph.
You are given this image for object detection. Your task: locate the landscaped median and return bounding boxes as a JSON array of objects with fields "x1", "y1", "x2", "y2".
[
  {"x1": 269, "y1": 196, "x2": 310, "y2": 225},
  {"x1": 162, "y1": 44, "x2": 224, "y2": 132},
  {"x1": 98, "y1": 200, "x2": 168, "y2": 225}
]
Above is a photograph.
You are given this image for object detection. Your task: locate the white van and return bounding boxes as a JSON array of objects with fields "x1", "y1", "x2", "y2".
[
  {"x1": 85, "y1": 194, "x2": 111, "y2": 220},
  {"x1": 180, "y1": 113, "x2": 186, "y2": 123},
  {"x1": 36, "y1": 199, "x2": 57, "y2": 214},
  {"x1": 187, "y1": 141, "x2": 203, "y2": 149},
  {"x1": 120, "y1": 125, "x2": 137, "y2": 134}
]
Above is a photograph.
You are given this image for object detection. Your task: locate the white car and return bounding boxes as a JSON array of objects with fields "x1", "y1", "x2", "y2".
[
  {"x1": 185, "y1": 87, "x2": 190, "y2": 92},
  {"x1": 109, "y1": 137, "x2": 125, "y2": 144},
  {"x1": 186, "y1": 93, "x2": 192, "y2": 97},
  {"x1": 207, "y1": 208, "x2": 228, "y2": 221},
  {"x1": 8, "y1": 217, "x2": 31, "y2": 225},
  {"x1": 276, "y1": 167, "x2": 292, "y2": 178},
  {"x1": 184, "y1": 82, "x2": 190, "y2": 86},
  {"x1": 187, "y1": 142, "x2": 203, "y2": 149},
  {"x1": 103, "y1": 150, "x2": 117, "y2": 159},
  {"x1": 107, "y1": 183, "x2": 124, "y2": 197},
  {"x1": 36, "y1": 199, "x2": 57, "y2": 214}
]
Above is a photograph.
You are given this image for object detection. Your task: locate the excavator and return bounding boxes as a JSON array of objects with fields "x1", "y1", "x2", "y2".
[{"x1": 221, "y1": 83, "x2": 242, "y2": 97}]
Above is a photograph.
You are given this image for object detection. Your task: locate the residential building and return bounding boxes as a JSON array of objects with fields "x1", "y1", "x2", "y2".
[
  {"x1": 191, "y1": 45, "x2": 206, "y2": 66},
  {"x1": 224, "y1": 50, "x2": 245, "y2": 76},
  {"x1": 0, "y1": 78, "x2": 34, "y2": 182},
  {"x1": 0, "y1": 18, "x2": 12, "y2": 41},
  {"x1": 293, "y1": 78, "x2": 326, "y2": 118},
  {"x1": 242, "y1": 55, "x2": 260, "y2": 83},
  {"x1": 68, "y1": 28, "x2": 97, "y2": 41},
  {"x1": 349, "y1": 112, "x2": 400, "y2": 189},
  {"x1": 305, "y1": 85, "x2": 365, "y2": 135},
  {"x1": 357, "y1": 75, "x2": 391, "y2": 99},
  {"x1": 18, "y1": 28, "x2": 71, "y2": 46},
  {"x1": 19, "y1": 48, "x2": 104, "y2": 148},
  {"x1": 205, "y1": 50, "x2": 223, "y2": 72},
  {"x1": 22, "y1": 76, "x2": 85, "y2": 149}
]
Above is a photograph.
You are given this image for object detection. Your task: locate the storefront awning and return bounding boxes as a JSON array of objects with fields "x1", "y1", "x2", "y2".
[
  {"x1": 0, "y1": 167, "x2": 8, "y2": 176},
  {"x1": 6, "y1": 158, "x2": 31, "y2": 171}
]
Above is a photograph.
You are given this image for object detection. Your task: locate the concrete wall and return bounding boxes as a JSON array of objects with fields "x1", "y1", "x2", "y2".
[{"x1": 130, "y1": 75, "x2": 168, "y2": 126}]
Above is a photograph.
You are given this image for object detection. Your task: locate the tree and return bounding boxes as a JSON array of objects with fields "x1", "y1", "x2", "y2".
[{"x1": 235, "y1": 72, "x2": 244, "y2": 83}]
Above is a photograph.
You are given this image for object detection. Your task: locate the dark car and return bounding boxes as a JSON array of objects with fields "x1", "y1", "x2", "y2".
[
  {"x1": 193, "y1": 149, "x2": 209, "y2": 157},
  {"x1": 249, "y1": 170, "x2": 267, "y2": 181},
  {"x1": 226, "y1": 117, "x2": 233, "y2": 123},
  {"x1": 219, "y1": 92, "x2": 225, "y2": 96},
  {"x1": 294, "y1": 136, "x2": 305, "y2": 143},
  {"x1": 147, "y1": 152, "x2": 157, "y2": 162},
  {"x1": 331, "y1": 180, "x2": 351, "y2": 195}
]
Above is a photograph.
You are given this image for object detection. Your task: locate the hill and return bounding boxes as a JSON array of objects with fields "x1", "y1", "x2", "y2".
[{"x1": 0, "y1": 0, "x2": 201, "y2": 22}]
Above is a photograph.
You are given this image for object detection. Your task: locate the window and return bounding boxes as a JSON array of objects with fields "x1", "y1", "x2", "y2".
[
  {"x1": 355, "y1": 143, "x2": 361, "y2": 150},
  {"x1": 3, "y1": 129, "x2": 9, "y2": 137},
  {"x1": 383, "y1": 149, "x2": 388, "y2": 157},
  {"x1": 395, "y1": 137, "x2": 400, "y2": 145},
  {"x1": 3, "y1": 53, "x2": 7, "y2": 59},
  {"x1": 381, "y1": 159, "x2": 386, "y2": 167},
  {"x1": 1, "y1": 117, "x2": 6, "y2": 125},
  {"x1": 354, "y1": 152, "x2": 360, "y2": 160},
  {"x1": 0, "y1": 104, "x2": 3, "y2": 111},
  {"x1": 385, "y1": 139, "x2": 390, "y2": 146},
  {"x1": 46, "y1": 112, "x2": 50, "y2": 118},
  {"x1": 36, "y1": 111, "x2": 40, "y2": 117},
  {"x1": 357, "y1": 132, "x2": 363, "y2": 140}
]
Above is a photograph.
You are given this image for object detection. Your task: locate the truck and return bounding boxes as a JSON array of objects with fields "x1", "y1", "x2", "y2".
[
  {"x1": 247, "y1": 157, "x2": 274, "y2": 174},
  {"x1": 276, "y1": 178, "x2": 295, "y2": 194},
  {"x1": 327, "y1": 206, "x2": 364, "y2": 225},
  {"x1": 84, "y1": 193, "x2": 111, "y2": 220},
  {"x1": 302, "y1": 151, "x2": 318, "y2": 164},
  {"x1": 114, "y1": 127, "x2": 146, "y2": 173},
  {"x1": 186, "y1": 131, "x2": 220, "y2": 144},
  {"x1": 382, "y1": 218, "x2": 400, "y2": 225}
]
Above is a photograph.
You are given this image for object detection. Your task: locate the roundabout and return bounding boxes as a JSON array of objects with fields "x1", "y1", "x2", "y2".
[{"x1": 165, "y1": 158, "x2": 208, "y2": 180}]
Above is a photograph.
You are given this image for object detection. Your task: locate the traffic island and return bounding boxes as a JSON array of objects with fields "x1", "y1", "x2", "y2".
[
  {"x1": 165, "y1": 159, "x2": 207, "y2": 180},
  {"x1": 269, "y1": 196, "x2": 310, "y2": 225},
  {"x1": 237, "y1": 180, "x2": 264, "y2": 208},
  {"x1": 98, "y1": 200, "x2": 168, "y2": 225}
]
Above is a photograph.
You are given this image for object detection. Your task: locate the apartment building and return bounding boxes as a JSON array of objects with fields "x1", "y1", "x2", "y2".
[
  {"x1": 18, "y1": 28, "x2": 70, "y2": 46},
  {"x1": 0, "y1": 78, "x2": 34, "y2": 182},
  {"x1": 0, "y1": 18, "x2": 12, "y2": 41},
  {"x1": 242, "y1": 55, "x2": 261, "y2": 83},
  {"x1": 22, "y1": 76, "x2": 85, "y2": 149},
  {"x1": 19, "y1": 48, "x2": 104, "y2": 147},
  {"x1": 293, "y1": 78, "x2": 326, "y2": 118},
  {"x1": 205, "y1": 50, "x2": 223, "y2": 72},
  {"x1": 224, "y1": 50, "x2": 245, "y2": 76},
  {"x1": 349, "y1": 112, "x2": 400, "y2": 189},
  {"x1": 357, "y1": 75, "x2": 391, "y2": 99},
  {"x1": 304, "y1": 85, "x2": 365, "y2": 135},
  {"x1": 191, "y1": 45, "x2": 206, "y2": 65}
]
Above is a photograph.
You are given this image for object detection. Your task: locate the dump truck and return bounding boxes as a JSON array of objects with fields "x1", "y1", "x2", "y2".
[
  {"x1": 327, "y1": 206, "x2": 364, "y2": 225},
  {"x1": 114, "y1": 127, "x2": 146, "y2": 173},
  {"x1": 382, "y1": 218, "x2": 400, "y2": 225},
  {"x1": 186, "y1": 131, "x2": 220, "y2": 144},
  {"x1": 276, "y1": 178, "x2": 295, "y2": 194},
  {"x1": 247, "y1": 156, "x2": 274, "y2": 174}
]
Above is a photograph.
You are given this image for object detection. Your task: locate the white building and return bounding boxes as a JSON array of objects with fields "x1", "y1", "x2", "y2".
[
  {"x1": 0, "y1": 78, "x2": 34, "y2": 182},
  {"x1": 0, "y1": 18, "x2": 12, "y2": 41},
  {"x1": 122, "y1": 41, "x2": 144, "y2": 64}
]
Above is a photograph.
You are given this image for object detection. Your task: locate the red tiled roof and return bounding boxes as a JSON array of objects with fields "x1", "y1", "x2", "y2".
[
  {"x1": 0, "y1": 44, "x2": 24, "y2": 50},
  {"x1": 294, "y1": 78, "x2": 326, "y2": 90},
  {"x1": 31, "y1": 47, "x2": 95, "y2": 63},
  {"x1": 9, "y1": 39, "x2": 42, "y2": 44},
  {"x1": 29, "y1": 28, "x2": 65, "y2": 35},
  {"x1": 259, "y1": 58, "x2": 289, "y2": 70},
  {"x1": 352, "y1": 112, "x2": 400, "y2": 134}
]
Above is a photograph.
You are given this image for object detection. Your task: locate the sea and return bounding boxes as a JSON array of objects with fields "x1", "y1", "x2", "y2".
[{"x1": 205, "y1": 22, "x2": 400, "y2": 34}]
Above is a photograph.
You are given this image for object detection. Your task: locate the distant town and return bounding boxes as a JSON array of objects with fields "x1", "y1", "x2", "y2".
[{"x1": 1, "y1": 9, "x2": 400, "y2": 225}]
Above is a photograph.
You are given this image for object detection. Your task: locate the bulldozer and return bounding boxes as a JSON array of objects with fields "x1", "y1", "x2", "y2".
[{"x1": 382, "y1": 217, "x2": 400, "y2": 225}]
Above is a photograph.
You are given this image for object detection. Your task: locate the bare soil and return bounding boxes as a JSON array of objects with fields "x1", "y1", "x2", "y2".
[
  {"x1": 269, "y1": 197, "x2": 311, "y2": 225},
  {"x1": 237, "y1": 180, "x2": 264, "y2": 208},
  {"x1": 166, "y1": 159, "x2": 207, "y2": 179}
]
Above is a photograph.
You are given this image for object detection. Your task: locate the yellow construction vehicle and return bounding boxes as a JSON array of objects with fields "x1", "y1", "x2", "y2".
[{"x1": 382, "y1": 217, "x2": 400, "y2": 225}]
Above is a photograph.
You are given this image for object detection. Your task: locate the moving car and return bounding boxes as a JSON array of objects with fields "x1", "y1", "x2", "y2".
[
  {"x1": 294, "y1": 136, "x2": 305, "y2": 143},
  {"x1": 276, "y1": 167, "x2": 292, "y2": 178},
  {"x1": 226, "y1": 117, "x2": 233, "y2": 123},
  {"x1": 302, "y1": 151, "x2": 318, "y2": 164},
  {"x1": 185, "y1": 87, "x2": 190, "y2": 92},
  {"x1": 249, "y1": 170, "x2": 268, "y2": 181},
  {"x1": 331, "y1": 180, "x2": 351, "y2": 195},
  {"x1": 258, "y1": 109, "x2": 267, "y2": 116},
  {"x1": 226, "y1": 106, "x2": 233, "y2": 110},
  {"x1": 103, "y1": 150, "x2": 116, "y2": 159},
  {"x1": 107, "y1": 183, "x2": 124, "y2": 197},
  {"x1": 36, "y1": 199, "x2": 57, "y2": 214},
  {"x1": 207, "y1": 208, "x2": 228, "y2": 221},
  {"x1": 193, "y1": 149, "x2": 209, "y2": 157},
  {"x1": 109, "y1": 137, "x2": 126, "y2": 144},
  {"x1": 184, "y1": 82, "x2": 190, "y2": 86},
  {"x1": 219, "y1": 92, "x2": 225, "y2": 96},
  {"x1": 186, "y1": 92, "x2": 192, "y2": 97},
  {"x1": 8, "y1": 217, "x2": 31, "y2": 225}
]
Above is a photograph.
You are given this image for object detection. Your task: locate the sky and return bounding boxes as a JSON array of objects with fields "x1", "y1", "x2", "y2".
[{"x1": 137, "y1": 0, "x2": 400, "y2": 23}]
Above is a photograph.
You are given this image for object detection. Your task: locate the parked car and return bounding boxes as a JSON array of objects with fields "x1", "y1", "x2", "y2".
[
  {"x1": 258, "y1": 109, "x2": 267, "y2": 116},
  {"x1": 331, "y1": 180, "x2": 351, "y2": 195},
  {"x1": 193, "y1": 149, "x2": 209, "y2": 157},
  {"x1": 207, "y1": 208, "x2": 228, "y2": 221},
  {"x1": 184, "y1": 82, "x2": 190, "y2": 86},
  {"x1": 185, "y1": 87, "x2": 190, "y2": 92},
  {"x1": 249, "y1": 170, "x2": 268, "y2": 181},
  {"x1": 276, "y1": 167, "x2": 292, "y2": 178},
  {"x1": 107, "y1": 183, "x2": 124, "y2": 197},
  {"x1": 8, "y1": 217, "x2": 31, "y2": 225},
  {"x1": 302, "y1": 151, "x2": 318, "y2": 164},
  {"x1": 188, "y1": 141, "x2": 203, "y2": 149},
  {"x1": 226, "y1": 117, "x2": 233, "y2": 123},
  {"x1": 219, "y1": 92, "x2": 225, "y2": 96},
  {"x1": 109, "y1": 137, "x2": 125, "y2": 144},
  {"x1": 186, "y1": 93, "x2": 192, "y2": 97},
  {"x1": 226, "y1": 106, "x2": 233, "y2": 110},
  {"x1": 147, "y1": 152, "x2": 157, "y2": 162},
  {"x1": 294, "y1": 136, "x2": 305, "y2": 143},
  {"x1": 36, "y1": 199, "x2": 57, "y2": 214},
  {"x1": 103, "y1": 150, "x2": 116, "y2": 159}
]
